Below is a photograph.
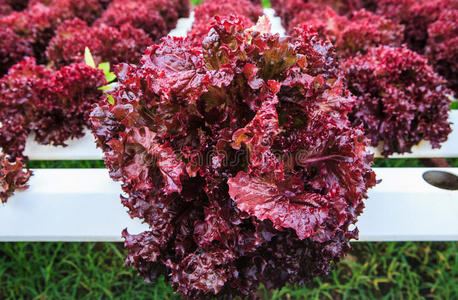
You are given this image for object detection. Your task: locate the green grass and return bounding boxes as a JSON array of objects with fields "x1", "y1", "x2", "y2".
[
  {"x1": 26, "y1": 160, "x2": 105, "y2": 169},
  {"x1": 374, "y1": 158, "x2": 458, "y2": 168},
  {"x1": 25, "y1": 158, "x2": 458, "y2": 169},
  {"x1": 191, "y1": 0, "x2": 271, "y2": 7},
  {"x1": 0, "y1": 242, "x2": 456, "y2": 299},
  {"x1": 0, "y1": 243, "x2": 178, "y2": 300}
]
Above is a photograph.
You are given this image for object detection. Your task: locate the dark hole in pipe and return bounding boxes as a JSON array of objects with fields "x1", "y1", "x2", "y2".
[{"x1": 423, "y1": 171, "x2": 458, "y2": 191}]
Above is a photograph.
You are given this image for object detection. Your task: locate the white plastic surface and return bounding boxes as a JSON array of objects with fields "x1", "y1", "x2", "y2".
[
  {"x1": 23, "y1": 130, "x2": 103, "y2": 160},
  {"x1": 0, "y1": 168, "x2": 456, "y2": 242},
  {"x1": 358, "y1": 168, "x2": 458, "y2": 241},
  {"x1": 265, "y1": 8, "x2": 286, "y2": 36},
  {"x1": 0, "y1": 169, "x2": 148, "y2": 242},
  {"x1": 22, "y1": 111, "x2": 458, "y2": 160},
  {"x1": 168, "y1": 11, "x2": 195, "y2": 37}
]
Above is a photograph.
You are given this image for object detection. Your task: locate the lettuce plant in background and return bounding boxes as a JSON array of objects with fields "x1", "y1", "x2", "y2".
[
  {"x1": 188, "y1": 0, "x2": 263, "y2": 46},
  {"x1": 287, "y1": 5, "x2": 405, "y2": 59},
  {"x1": 343, "y1": 46, "x2": 452, "y2": 157},
  {"x1": 0, "y1": 154, "x2": 31, "y2": 203},
  {"x1": 0, "y1": 48, "x2": 116, "y2": 203},
  {"x1": 0, "y1": 0, "x2": 191, "y2": 202},
  {"x1": 90, "y1": 16, "x2": 376, "y2": 298},
  {"x1": 0, "y1": 0, "x2": 191, "y2": 76},
  {"x1": 0, "y1": 57, "x2": 107, "y2": 161},
  {"x1": 46, "y1": 18, "x2": 153, "y2": 68},
  {"x1": 271, "y1": 0, "x2": 455, "y2": 157}
]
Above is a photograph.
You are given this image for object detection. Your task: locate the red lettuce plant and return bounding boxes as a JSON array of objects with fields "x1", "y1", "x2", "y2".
[
  {"x1": 271, "y1": 0, "x2": 309, "y2": 29},
  {"x1": 0, "y1": 26, "x2": 33, "y2": 75},
  {"x1": 98, "y1": 0, "x2": 112, "y2": 9},
  {"x1": 0, "y1": 154, "x2": 32, "y2": 203},
  {"x1": 46, "y1": 18, "x2": 152, "y2": 68},
  {"x1": 0, "y1": 0, "x2": 187, "y2": 67},
  {"x1": 343, "y1": 46, "x2": 452, "y2": 156},
  {"x1": 338, "y1": 9, "x2": 403, "y2": 56},
  {"x1": 0, "y1": 57, "x2": 106, "y2": 160},
  {"x1": 193, "y1": 0, "x2": 262, "y2": 23},
  {"x1": 0, "y1": 57, "x2": 52, "y2": 159},
  {"x1": 291, "y1": 4, "x2": 404, "y2": 58},
  {"x1": 188, "y1": 0, "x2": 263, "y2": 45},
  {"x1": 28, "y1": 0, "x2": 103, "y2": 25},
  {"x1": 0, "y1": 0, "x2": 103, "y2": 63},
  {"x1": 95, "y1": 0, "x2": 179, "y2": 40},
  {"x1": 90, "y1": 16, "x2": 376, "y2": 298},
  {"x1": 289, "y1": 6, "x2": 404, "y2": 59},
  {"x1": 4, "y1": 0, "x2": 29, "y2": 11},
  {"x1": 174, "y1": 0, "x2": 190, "y2": 18},
  {"x1": 0, "y1": 3, "x2": 57, "y2": 61},
  {"x1": 41, "y1": 60, "x2": 108, "y2": 145},
  {"x1": 425, "y1": 9, "x2": 458, "y2": 93},
  {"x1": 0, "y1": 0, "x2": 188, "y2": 69},
  {"x1": 271, "y1": 0, "x2": 374, "y2": 29},
  {"x1": 0, "y1": 1, "x2": 12, "y2": 15},
  {"x1": 288, "y1": 2, "x2": 344, "y2": 35},
  {"x1": 375, "y1": 0, "x2": 456, "y2": 53},
  {"x1": 311, "y1": 0, "x2": 370, "y2": 15}
]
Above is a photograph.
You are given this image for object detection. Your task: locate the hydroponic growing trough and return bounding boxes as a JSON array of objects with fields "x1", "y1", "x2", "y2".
[{"x1": 0, "y1": 8, "x2": 457, "y2": 244}]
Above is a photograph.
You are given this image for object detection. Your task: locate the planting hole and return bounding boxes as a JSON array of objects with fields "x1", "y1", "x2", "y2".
[{"x1": 423, "y1": 171, "x2": 458, "y2": 191}]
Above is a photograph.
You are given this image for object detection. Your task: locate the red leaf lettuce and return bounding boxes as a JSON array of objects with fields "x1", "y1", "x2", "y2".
[{"x1": 91, "y1": 16, "x2": 376, "y2": 298}]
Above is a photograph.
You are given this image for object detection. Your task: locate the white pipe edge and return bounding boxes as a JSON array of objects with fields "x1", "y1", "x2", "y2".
[{"x1": 0, "y1": 168, "x2": 456, "y2": 242}]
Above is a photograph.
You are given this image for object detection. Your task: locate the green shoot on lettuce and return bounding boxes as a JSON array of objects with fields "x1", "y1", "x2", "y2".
[
  {"x1": 446, "y1": 94, "x2": 457, "y2": 110},
  {"x1": 84, "y1": 47, "x2": 116, "y2": 105}
]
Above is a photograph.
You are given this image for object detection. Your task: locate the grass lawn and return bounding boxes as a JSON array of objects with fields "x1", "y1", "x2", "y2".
[{"x1": 0, "y1": 241, "x2": 456, "y2": 299}]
